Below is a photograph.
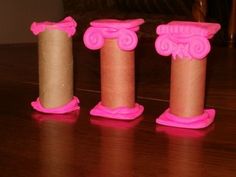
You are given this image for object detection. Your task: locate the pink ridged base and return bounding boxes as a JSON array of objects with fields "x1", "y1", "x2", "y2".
[
  {"x1": 90, "y1": 102, "x2": 144, "y2": 120},
  {"x1": 31, "y1": 96, "x2": 80, "y2": 114},
  {"x1": 156, "y1": 108, "x2": 215, "y2": 129}
]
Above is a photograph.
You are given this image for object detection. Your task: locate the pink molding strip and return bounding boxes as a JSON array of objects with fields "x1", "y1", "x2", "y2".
[
  {"x1": 30, "y1": 16, "x2": 77, "y2": 37},
  {"x1": 156, "y1": 108, "x2": 215, "y2": 129},
  {"x1": 31, "y1": 96, "x2": 80, "y2": 114},
  {"x1": 90, "y1": 102, "x2": 144, "y2": 120},
  {"x1": 155, "y1": 21, "x2": 221, "y2": 59},
  {"x1": 83, "y1": 18, "x2": 144, "y2": 51}
]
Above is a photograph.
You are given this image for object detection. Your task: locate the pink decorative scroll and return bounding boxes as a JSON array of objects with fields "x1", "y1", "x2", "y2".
[
  {"x1": 155, "y1": 21, "x2": 221, "y2": 59},
  {"x1": 30, "y1": 16, "x2": 77, "y2": 37},
  {"x1": 83, "y1": 19, "x2": 144, "y2": 51}
]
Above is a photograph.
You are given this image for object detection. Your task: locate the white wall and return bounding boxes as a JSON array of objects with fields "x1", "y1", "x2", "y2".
[{"x1": 0, "y1": 0, "x2": 64, "y2": 44}]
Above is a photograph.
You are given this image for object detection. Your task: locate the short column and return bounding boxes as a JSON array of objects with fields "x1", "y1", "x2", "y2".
[
  {"x1": 155, "y1": 21, "x2": 220, "y2": 129},
  {"x1": 83, "y1": 19, "x2": 144, "y2": 120},
  {"x1": 31, "y1": 16, "x2": 79, "y2": 114}
]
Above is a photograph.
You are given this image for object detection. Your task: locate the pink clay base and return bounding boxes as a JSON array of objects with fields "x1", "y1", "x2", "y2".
[
  {"x1": 30, "y1": 16, "x2": 77, "y2": 37},
  {"x1": 156, "y1": 108, "x2": 215, "y2": 129},
  {"x1": 90, "y1": 102, "x2": 144, "y2": 120},
  {"x1": 31, "y1": 96, "x2": 80, "y2": 114}
]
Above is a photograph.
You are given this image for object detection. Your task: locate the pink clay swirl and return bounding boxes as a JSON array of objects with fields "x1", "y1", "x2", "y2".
[
  {"x1": 155, "y1": 35, "x2": 211, "y2": 59},
  {"x1": 189, "y1": 36, "x2": 210, "y2": 59},
  {"x1": 155, "y1": 35, "x2": 174, "y2": 56},
  {"x1": 117, "y1": 29, "x2": 138, "y2": 50},
  {"x1": 155, "y1": 21, "x2": 220, "y2": 59},
  {"x1": 84, "y1": 27, "x2": 138, "y2": 51},
  {"x1": 83, "y1": 27, "x2": 104, "y2": 50}
]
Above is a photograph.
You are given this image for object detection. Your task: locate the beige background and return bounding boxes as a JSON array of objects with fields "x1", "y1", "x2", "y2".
[{"x1": 0, "y1": 0, "x2": 64, "y2": 44}]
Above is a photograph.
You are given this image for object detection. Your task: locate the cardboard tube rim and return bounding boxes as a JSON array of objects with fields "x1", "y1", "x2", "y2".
[
  {"x1": 169, "y1": 57, "x2": 207, "y2": 118},
  {"x1": 100, "y1": 38, "x2": 135, "y2": 109}
]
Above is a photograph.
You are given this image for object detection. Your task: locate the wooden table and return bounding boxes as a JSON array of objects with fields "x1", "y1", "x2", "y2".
[{"x1": 0, "y1": 41, "x2": 235, "y2": 177}]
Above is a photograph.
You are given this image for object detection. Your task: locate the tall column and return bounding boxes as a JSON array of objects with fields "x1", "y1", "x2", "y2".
[
  {"x1": 83, "y1": 19, "x2": 144, "y2": 120},
  {"x1": 31, "y1": 17, "x2": 79, "y2": 114},
  {"x1": 155, "y1": 21, "x2": 220, "y2": 129}
]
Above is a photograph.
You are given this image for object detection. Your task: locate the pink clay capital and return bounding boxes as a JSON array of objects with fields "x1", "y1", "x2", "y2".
[
  {"x1": 30, "y1": 16, "x2": 77, "y2": 37},
  {"x1": 83, "y1": 19, "x2": 144, "y2": 51},
  {"x1": 155, "y1": 21, "x2": 221, "y2": 60}
]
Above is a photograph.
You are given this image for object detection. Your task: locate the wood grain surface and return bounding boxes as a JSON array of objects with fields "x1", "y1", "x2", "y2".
[{"x1": 0, "y1": 41, "x2": 235, "y2": 177}]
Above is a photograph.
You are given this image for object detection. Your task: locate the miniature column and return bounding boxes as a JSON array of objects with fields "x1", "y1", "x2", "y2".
[
  {"x1": 30, "y1": 16, "x2": 79, "y2": 114},
  {"x1": 155, "y1": 21, "x2": 221, "y2": 129},
  {"x1": 83, "y1": 19, "x2": 144, "y2": 120}
]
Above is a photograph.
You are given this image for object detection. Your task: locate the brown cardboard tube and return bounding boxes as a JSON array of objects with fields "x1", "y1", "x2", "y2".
[
  {"x1": 100, "y1": 39, "x2": 135, "y2": 108},
  {"x1": 169, "y1": 57, "x2": 207, "y2": 117},
  {"x1": 38, "y1": 29, "x2": 73, "y2": 108}
]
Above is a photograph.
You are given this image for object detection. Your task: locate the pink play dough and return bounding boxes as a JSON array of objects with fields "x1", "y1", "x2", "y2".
[
  {"x1": 155, "y1": 21, "x2": 221, "y2": 59},
  {"x1": 83, "y1": 18, "x2": 144, "y2": 50},
  {"x1": 31, "y1": 96, "x2": 80, "y2": 114},
  {"x1": 156, "y1": 108, "x2": 215, "y2": 129},
  {"x1": 90, "y1": 102, "x2": 144, "y2": 120},
  {"x1": 31, "y1": 16, "x2": 77, "y2": 37}
]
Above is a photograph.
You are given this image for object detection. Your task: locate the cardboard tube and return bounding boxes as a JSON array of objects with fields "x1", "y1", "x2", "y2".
[
  {"x1": 38, "y1": 29, "x2": 73, "y2": 108},
  {"x1": 100, "y1": 39, "x2": 135, "y2": 108},
  {"x1": 169, "y1": 57, "x2": 207, "y2": 118}
]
